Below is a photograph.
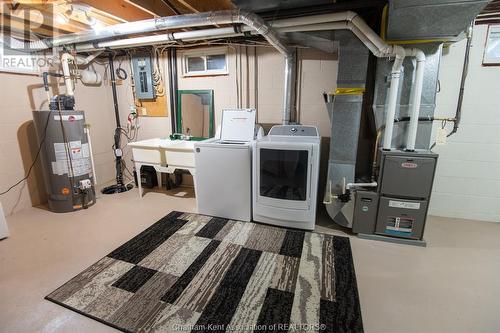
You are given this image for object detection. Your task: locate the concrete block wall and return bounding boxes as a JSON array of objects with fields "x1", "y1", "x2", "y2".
[
  {"x1": 0, "y1": 64, "x2": 117, "y2": 216},
  {"x1": 0, "y1": 46, "x2": 337, "y2": 215},
  {"x1": 430, "y1": 24, "x2": 500, "y2": 222},
  {"x1": 175, "y1": 46, "x2": 337, "y2": 137}
]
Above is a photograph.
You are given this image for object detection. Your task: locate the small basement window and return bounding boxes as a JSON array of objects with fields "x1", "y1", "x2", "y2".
[
  {"x1": 182, "y1": 47, "x2": 228, "y2": 76},
  {"x1": 483, "y1": 25, "x2": 500, "y2": 65}
]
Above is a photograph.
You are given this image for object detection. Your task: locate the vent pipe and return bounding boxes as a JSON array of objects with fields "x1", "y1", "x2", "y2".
[
  {"x1": 2, "y1": 10, "x2": 295, "y2": 125},
  {"x1": 404, "y1": 48, "x2": 426, "y2": 151},
  {"x1": 3, "y1": 10, "x2": 425, "y2": 131}
]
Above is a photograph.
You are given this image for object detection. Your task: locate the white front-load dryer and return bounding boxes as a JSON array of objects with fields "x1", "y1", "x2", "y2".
[{"x1": 253, "y1": 125, "x2": 321, "y2": 230}]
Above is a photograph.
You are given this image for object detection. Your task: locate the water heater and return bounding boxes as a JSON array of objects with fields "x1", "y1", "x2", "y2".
[{"x1": 32, "y1": 110, "x2": 96, "y2": 213}]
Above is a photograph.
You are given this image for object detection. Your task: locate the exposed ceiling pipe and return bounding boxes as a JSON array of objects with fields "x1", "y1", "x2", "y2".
[
  {"x1": 75, "y1": 51, "x2": 103, "y2": 66},
  {"x1": 7, "y1": 10, "x2": 425, "y2": 133},
  {"x1": 61, "y1": 53, "x2": 75, "y2": 96},
  {"x1": 71, "y1": 12, "x2": 423, "y2": 141},
  {"x1": 383, "y1": 50, "x2": 405, "y2": 150},
  {"x1": 267, "y1": 12, "x2": 415, "y2": 150},
  {"x1": 2, "y1": 10, "x2": 296, "y2": 125}
]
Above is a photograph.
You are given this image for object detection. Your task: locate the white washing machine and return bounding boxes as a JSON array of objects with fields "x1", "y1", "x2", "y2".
[
  {"x1": 253, "y1": 125, "x2": 321, "y2": 230},
  {"x1": 194, "y1": 109, "x2": 262, "y2": 221}
]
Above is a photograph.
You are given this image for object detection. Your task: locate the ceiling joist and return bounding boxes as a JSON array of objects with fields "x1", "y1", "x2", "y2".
[
  {"x1": 76, "y1": 0, "x2": 154, "y2": 21},
  {"x1": 126, "y1": 0, "x2": 176, "y2": 17}
]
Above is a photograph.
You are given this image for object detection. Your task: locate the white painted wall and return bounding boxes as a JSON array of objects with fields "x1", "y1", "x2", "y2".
[
  {"x1": 429, "y1": 24, "x2": 500, "y2": 222},
  {"x1": 176, "y1": 46, "x2": 337, "y2": 137},
  {"x1": 0, "y1": 46, "x2": 337, "y2": 216},
  {"x1": 0, "y1": 64, "x2": 118, "y2": 216}
]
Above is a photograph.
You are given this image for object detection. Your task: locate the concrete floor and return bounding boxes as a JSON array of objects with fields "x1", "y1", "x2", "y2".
[{"x1": 1, "y1": 188, "x2": 499, "y2": 333}]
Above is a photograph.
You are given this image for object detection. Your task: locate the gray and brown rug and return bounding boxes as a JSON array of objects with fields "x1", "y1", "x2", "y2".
[{"x1": 46, "y1": 211, "x2": 363, "y2": 332}]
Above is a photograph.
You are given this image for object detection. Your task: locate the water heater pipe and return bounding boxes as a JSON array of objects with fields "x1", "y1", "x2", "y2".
[
  {"x1": 84, "y1": 124, "x2": 97, "y2": 186},
  {"x1": 60, "y1": 53, "x2": 75, "y2": 96}
]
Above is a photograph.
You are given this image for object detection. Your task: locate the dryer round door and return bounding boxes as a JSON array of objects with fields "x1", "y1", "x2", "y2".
[{"x1": 255, "y1": 142, "x2": 313, "y2": 211}]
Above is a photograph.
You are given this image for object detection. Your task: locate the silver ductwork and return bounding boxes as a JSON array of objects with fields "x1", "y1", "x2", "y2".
[
  {"x1": 56, "y1": 11, "x2": 295, "y2": 125},
  {"x1": 5, "y1": 9, "x2": 425, "y2": 128},
  {"x1": 2, "y1": 10, "x2": 296, "y2": 125},
  {"x1": 0, "y1": 34, "x2": 50, "y2": 51}
]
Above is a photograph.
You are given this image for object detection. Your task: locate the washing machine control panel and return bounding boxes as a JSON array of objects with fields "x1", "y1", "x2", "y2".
[{"x1": 269, "y1": 125, "x2": 319, "y2": 137}]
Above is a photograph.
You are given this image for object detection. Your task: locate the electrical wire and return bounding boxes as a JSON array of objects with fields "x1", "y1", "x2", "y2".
[
  {"x1": 152, "y1": 46, "x2": 166, "y2": 97},
  {"x1": 0, "y1": 112, "x2": 51, "y2": 196}
]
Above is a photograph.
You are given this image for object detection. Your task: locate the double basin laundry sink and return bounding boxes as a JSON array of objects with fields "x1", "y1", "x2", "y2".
[{"x1": 129, "y1": 138, "x2": 197, "y2": 172}]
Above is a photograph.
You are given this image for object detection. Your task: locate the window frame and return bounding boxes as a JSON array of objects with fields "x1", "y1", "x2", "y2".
[
  {"x1": 181, "y1": 47, "x2": 229, "y2": 77},
  {"x1": 483, "y1": 24, "x2": 500, "y2": 66}
]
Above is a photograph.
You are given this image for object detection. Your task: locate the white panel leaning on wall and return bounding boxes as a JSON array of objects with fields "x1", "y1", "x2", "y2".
[{"x1": 0, "y1": 202, "x2": 10, "y2": 239}]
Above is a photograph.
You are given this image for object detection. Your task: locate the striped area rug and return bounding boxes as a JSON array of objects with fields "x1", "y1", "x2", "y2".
[{"x1": 46, "y1": 211, "x2": 363, "y2": 332}]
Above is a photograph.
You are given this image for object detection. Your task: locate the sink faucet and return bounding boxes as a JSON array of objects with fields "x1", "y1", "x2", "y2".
[{"x1": 170, "y1": 132, "x2": 192, "y2": 141}]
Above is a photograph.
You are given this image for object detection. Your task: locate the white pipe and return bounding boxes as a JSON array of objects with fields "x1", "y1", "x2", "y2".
[
  {"x1": 261, "y1": 12, "x2": 420, "y2": 147},
  {"x1": 175, "y1": 27, "x2": 236, "y2": 40},
  {"x1": 22, "y1": 10, "x2": 295, "y2": 124},
  {"x1": 76, "y1": 51, "x2": 103, "y2": 66},
  {"x1": 346, "y1": 182, "x2": 378, "y2": 190},
  {"x1": 277, "y1": 22, "x2": 347, "y2": 33},
  {"x1": 382, "y1": 48, "x2": 405, "y2": 150},
  {"x1": 405, "y1": 48, "x2": 426, "y2": 151},
  {"x1": 61, "y1": 53, "x2": 75, "y2": 96},
  {"x1": 101, "y1": 35, "x2": 172, "y2": 48},
  {"x1": 65, "y1": 11, "x2": 425, "y2": 133},
  {"x1": 76, "y1": 30, "x2": 243, "y2": 51},
  {"x1": 268, "y1": 11, "x2": 358, "y2": 28},
  {"x1": 351, "y1": 15, "x2": 392, "y2": 55},
  {"x1": 84, "y1": 125, "x2": 98, "y2": 186}
]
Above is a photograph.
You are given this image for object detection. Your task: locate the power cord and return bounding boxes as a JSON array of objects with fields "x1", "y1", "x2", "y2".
[{"x1": 0, "y1": 112, "x2": 51, "y2": 196}]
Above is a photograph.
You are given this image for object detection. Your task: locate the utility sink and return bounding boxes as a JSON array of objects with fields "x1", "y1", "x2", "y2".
[
  {"x1": 160, "y1": 140, "x2": 195, "y2": 151},
  {"x1": 129, "y1": 138, "x2": 196, "y2": 169}
]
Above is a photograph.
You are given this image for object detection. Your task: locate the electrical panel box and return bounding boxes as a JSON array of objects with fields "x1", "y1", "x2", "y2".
[
  {"x1": 352, "y1": 191, "x2": 379, "y2": 234},
  {"x1": 379, "y1": 150, "x2": 438, "y2": 199},
  {"x1": 132, "y1": 54, "x2": 156, "y2": 100},
  {"x1": 376, "y1": 196, "x2": 428, "y2": 240}
]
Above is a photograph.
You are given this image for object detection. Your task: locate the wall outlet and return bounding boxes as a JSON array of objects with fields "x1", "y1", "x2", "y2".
[{"x1": 140, "y1": 107, "x2": 147, "y2": 116}]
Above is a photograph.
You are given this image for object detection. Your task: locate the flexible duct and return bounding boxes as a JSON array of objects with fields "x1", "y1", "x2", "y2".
[{"x1": 0, "y1": 34, "x2": 50, "y2": 51}]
